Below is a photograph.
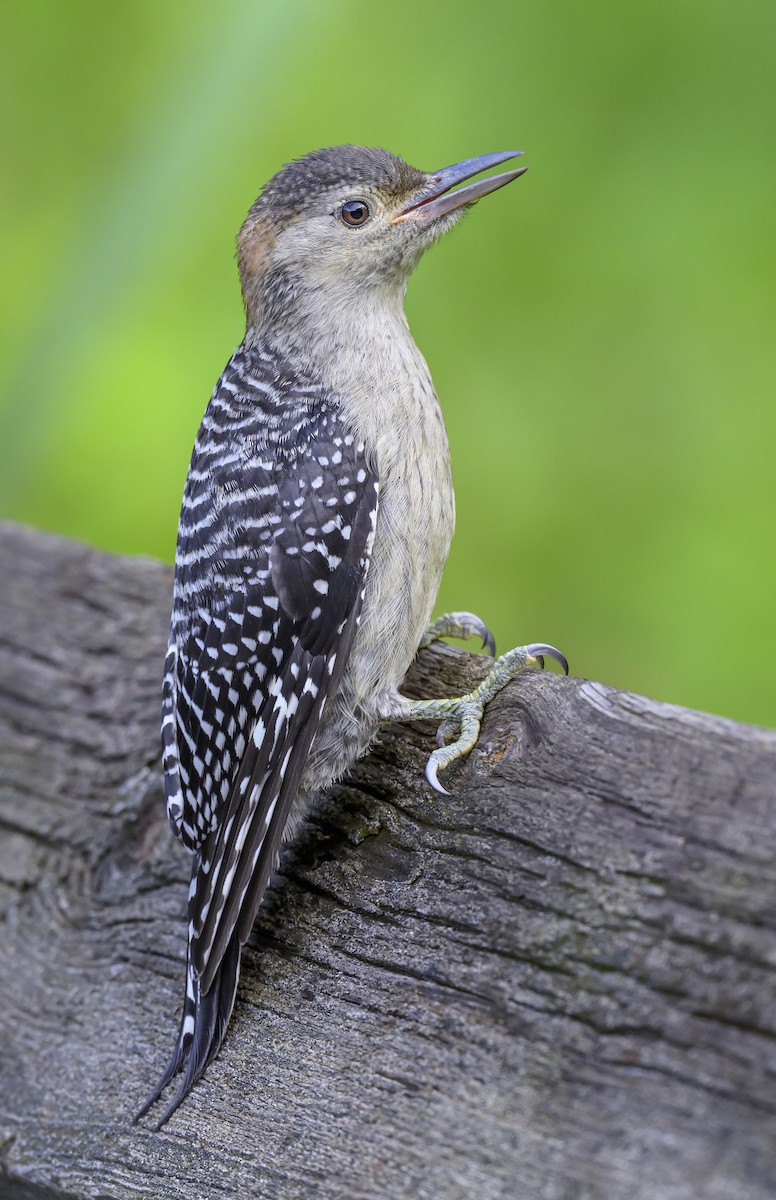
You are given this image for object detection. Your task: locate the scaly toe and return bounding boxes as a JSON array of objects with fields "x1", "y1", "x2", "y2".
[
  {"x1": 420, "y1": 611, "x2": 497, "y2": 656},
  {"x1": 421, "y1": 698, "x2": 484, "y2": 793},
  {"x1": 436, "y1": 716, "x2": 460, "y2": 748}
]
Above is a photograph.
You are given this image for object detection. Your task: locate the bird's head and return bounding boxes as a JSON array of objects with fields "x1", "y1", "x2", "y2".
[{"x1": 237, "y1": 145, "x2": 526, "y2": 334}]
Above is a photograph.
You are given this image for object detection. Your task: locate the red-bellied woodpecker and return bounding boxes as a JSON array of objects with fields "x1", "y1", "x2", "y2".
[{"x1": 135, "y1": 145, "x2": 567, "y2": 1128}]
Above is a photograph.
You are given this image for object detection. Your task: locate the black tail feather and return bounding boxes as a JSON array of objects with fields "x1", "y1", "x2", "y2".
[{"x1": 134, "y1": 928, "x2": 241, "y2": 1129}]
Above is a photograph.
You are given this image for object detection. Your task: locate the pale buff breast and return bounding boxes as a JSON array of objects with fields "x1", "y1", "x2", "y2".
[
  {"x1": 290, "y1": 287, "x2": 456, "y2": 786},
  {"x1": 300, "y1": 375, "x2": 454, "y2": 798},
  {"x1": 334, "y1": 327, "x2": 455, "y2": 713}
]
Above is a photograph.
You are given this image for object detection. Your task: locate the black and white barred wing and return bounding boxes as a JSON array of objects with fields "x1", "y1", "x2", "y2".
[
  {"x1": 192, "y1": 455, "x2": 379, "y2": 992},
  {"x1": 164, "y1": 351, "x2": 379, "y2": 996}
]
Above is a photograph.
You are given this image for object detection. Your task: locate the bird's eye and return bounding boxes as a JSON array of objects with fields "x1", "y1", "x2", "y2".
[{"x1": 340, "y1": 200, "x2": 370, "y2": 227}]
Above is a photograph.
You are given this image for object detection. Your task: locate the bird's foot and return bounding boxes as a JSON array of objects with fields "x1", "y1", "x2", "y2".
[
  {"x1": 405, "y1": 642, "x2": 568, "y2": 794},
  {"x1": 419, "y1": 610, "x2": 496, "y2": 656}
]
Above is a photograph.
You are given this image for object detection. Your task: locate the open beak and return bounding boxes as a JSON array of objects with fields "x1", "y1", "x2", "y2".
[{"x1": 392, "y1": 150, "x2": 527, "y2": 224}]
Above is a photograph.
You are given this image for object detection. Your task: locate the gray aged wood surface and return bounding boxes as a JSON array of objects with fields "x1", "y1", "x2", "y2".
[{"x1": 0, "y1": 522, "x2": 774, "y2": 1200}]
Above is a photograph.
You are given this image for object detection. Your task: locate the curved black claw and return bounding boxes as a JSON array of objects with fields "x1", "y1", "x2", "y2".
[
  {"x1": 480, "y1": 628, "x2": 497, "y2": 657},
  {"x1": 526, "y1": 643, "x2": 569, "y2": 676}
]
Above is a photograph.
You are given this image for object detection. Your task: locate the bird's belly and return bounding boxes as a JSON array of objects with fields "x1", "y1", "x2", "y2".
[
  {"x1": 300, "y1": 456, "x2": 453, "y2": 797},
  {"x1": 359, "y1": 472, "x2": 453, "y2": 689},
  {"x1": 299, "y1": 333, "x2": 455, "y2": 792},
  {"x1": 335, "y1": 411, "x2": 456, "y2": 720}
]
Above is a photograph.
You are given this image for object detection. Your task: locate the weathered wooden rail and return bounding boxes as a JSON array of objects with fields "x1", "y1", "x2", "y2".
[{"x1": 1, "y1": 522, "x2": 774, "y2": 1200}]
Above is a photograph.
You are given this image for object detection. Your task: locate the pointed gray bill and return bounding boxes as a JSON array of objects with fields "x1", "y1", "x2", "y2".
[{"x1": 393, "y1": 150, "x2": 527, "y2": 224}]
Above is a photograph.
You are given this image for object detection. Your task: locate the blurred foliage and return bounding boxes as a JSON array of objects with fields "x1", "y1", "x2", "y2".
[{"x1": 1, "y1": 0, "x2": 774, "y2": 727}]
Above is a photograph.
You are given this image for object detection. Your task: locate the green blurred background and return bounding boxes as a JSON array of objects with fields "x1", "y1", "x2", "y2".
[{"x1": 2, "y1": 0, "x2": 774, "y2": 727}]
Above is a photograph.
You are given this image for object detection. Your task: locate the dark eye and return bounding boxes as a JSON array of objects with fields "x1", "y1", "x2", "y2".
[{"x1": 340, "y1": 200, "x2": 370, "y2": 227}]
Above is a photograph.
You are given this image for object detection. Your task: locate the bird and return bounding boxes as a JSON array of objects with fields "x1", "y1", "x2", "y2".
[{"x1": 135, "y1": 144, "x2": 567, "y2": 1128}]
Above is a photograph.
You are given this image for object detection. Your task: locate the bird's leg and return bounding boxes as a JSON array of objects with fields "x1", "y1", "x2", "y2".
[
  {"x1": 401, "y1": 642, "x2": 568, "y2": 794},
  {"x1": 419, "y1": 610, "x2": 496, "y2": 656},
  {"x1": 417, "y1": 611, "x2": 497, "y2": 746}
]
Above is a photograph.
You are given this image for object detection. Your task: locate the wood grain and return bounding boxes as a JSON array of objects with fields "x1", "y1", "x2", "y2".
[{"x1": 1, "y1": 522, "x2": 774, "y2": 1200}]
